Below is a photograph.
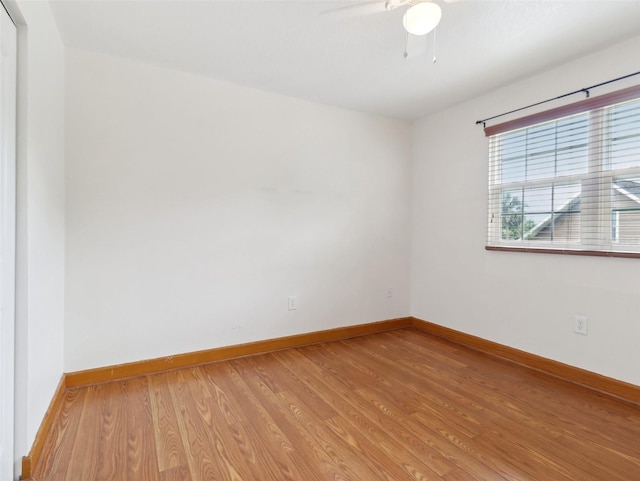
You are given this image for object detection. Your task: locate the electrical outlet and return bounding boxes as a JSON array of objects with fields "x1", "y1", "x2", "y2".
[
  {"x1": 288, "y1": 295, "x2": 297, "y2": 311},
  {"x1": 386, "y1": 288, "x2": 393, "y2": 298},
  {"x1": 574, "y1": 315, "x2": 588, "y2": 335}
]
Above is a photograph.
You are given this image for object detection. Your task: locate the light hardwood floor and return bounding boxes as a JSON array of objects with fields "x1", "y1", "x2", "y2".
[{"x1": 33, "y1": 328, "x2": 640, "y2": 480}]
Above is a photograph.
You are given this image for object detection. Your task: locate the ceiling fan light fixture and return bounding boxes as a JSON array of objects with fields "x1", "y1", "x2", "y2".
[{"x1": 403, "y1": 2, "x2": 442, "y2": 36}]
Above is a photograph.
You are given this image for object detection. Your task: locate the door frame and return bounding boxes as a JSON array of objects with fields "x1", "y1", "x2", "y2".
[{"x1": 0, "y1": 2, "x2": 17, "y2": 478}]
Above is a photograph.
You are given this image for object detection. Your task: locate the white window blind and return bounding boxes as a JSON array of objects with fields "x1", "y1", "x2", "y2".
[{"x1": 486, "y1": 85, "x2": 640, "y2": 258}]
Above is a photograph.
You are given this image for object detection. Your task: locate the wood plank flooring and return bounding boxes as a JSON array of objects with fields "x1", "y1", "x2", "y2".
[{"x1": 33, "y1": 328, "x2": 640, "y2": 480}]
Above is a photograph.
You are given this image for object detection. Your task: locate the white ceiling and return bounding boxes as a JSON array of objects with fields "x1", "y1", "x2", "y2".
[{"x1": 50, "y1": 0, "x2": 640, "y2": 120}]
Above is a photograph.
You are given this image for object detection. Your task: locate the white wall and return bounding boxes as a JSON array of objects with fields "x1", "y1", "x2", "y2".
[
  {"x1": 7, "y1": 10, "x2": 640, "y2": 475},
  {"x1": 9, "y1": 0, "x2": 66, "y2": 478},
  {"x1": 64, "y1": 49, "x2": 411, "y2": 372},
  {"x1": 411, "y1": 35, "x2": 640, "y2": 386}
]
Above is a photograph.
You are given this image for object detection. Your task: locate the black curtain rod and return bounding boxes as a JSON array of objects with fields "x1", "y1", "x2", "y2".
[{"x1": 475, "y1": 70, "x2": 640, "y2": 128}]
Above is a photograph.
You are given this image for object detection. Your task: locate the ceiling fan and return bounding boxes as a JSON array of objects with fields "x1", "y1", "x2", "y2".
[
  {"x1": 326, "y1": 0, "x2": 454, "y2": 36},
  {"x1": 386, "y1": 0, "x2": 443, "y2": 36},
  {"x1": 323, "y1": 0, "x2": 459, "y2": 60}
]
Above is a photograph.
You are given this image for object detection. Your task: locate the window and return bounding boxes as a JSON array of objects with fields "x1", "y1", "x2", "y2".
[{"x1": 486, "y1": 85, "x2": 640, "y2": 257}]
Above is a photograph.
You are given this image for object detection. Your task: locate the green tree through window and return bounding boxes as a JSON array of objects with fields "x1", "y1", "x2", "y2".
[{"x1": 501, "y1": 192, "x2": 535, "y2": 240}]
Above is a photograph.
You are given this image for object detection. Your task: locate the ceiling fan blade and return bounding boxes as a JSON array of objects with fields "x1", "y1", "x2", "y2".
[{"x1": 319, "y1": 1, "x2": 389, "y2": 19}]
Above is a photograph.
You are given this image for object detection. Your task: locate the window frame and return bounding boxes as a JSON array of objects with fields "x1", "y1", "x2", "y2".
[{"x1": 485, "y1": 84, "x2": 640, "y2": 258}]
